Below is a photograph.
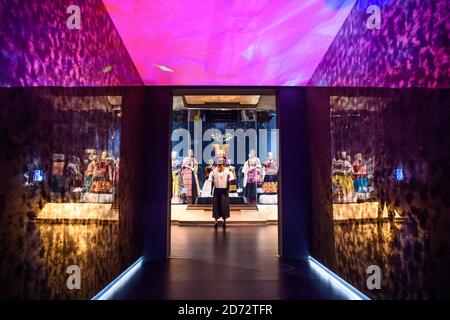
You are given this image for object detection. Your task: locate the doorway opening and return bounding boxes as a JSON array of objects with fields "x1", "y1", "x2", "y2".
[{"x1": 169, "y1": 92, "x2": 279, "y2": 227}]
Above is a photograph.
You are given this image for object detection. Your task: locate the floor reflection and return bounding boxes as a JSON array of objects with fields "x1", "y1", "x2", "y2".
[
  {"x1": 0, "y1": 221, "x2": 120, "y2": 299},
  {"x1": 334, "y1": 220, "x2": 446, "y2": 299}
]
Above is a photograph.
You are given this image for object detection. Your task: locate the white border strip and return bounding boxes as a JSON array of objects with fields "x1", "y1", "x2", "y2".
[
  {"x1": 308, "y1": 256, "x2": 370, "y2": 300},
  {"x1": 91, "y1": 256, "x2": 144, "y2": 300}
]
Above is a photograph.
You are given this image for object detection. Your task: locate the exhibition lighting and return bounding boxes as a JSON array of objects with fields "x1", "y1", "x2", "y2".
[
  {"x1": 308, "y1": 256, "x2": 370, "y2": 300},
  {"x1": 91, "y1": 255, "x2": 369, "y2": 300},
  {"x1": 91, "y1": 256, "x2": 144, "y2": 300},
  {"x1": 103, "y1": 0, "x2": 356, "y2": 85}
]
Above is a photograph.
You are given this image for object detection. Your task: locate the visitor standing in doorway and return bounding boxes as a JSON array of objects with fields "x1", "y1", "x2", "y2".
[{"x1": 209, "y1": 157, "x2": 233, "y2": 230}]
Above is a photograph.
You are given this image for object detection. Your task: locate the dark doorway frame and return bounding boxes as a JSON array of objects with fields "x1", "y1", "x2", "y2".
[{"x1": 142, "y1": 87, "x2": 309, "y2": 261}]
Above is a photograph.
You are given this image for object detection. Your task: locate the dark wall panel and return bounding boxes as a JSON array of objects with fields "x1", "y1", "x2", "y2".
[
  {"x1": 119, "y1": 87, "x2": 147, "y2": 265},
  {"x1": 306, "y1": 88, "x2": 336, "y2": 268},
  {"x1": 0, "y1": 87, "x2": 146, "y2": 299},
  {"x1": 306, "y1": 87, "x2": 450, "y2": 299},
  {"x1": 141, "y1": 88, "x2": 172, "y2": 260},
  {"x1": 277, "y1": 88, "x2": 309, "y2": 259}
]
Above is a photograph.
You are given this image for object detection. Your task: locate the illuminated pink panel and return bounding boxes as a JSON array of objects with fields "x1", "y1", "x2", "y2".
[{"x1": 103, "y1": 0, "x2": 356, "y2": 85}]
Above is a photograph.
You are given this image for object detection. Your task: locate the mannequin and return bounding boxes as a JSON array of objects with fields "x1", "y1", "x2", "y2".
[
  {"x1": 352, "y1": 153, "x2": 368, "y2": 194},
  {"x1": 331, "y1": 151, "x2": 355, "y2": 203},
  {"x1": 226, "y1": 159, "x2": 238, "y2": 196},
  {"x1": 66, "y1": 156, "x2": 82, "y2": 196},
  {"x1": 83, "y1": 154, "x2": 96, "y2": 192},
  {"x1": 262, "y1": 152, "x2": 278, "y2": 193},
  {"x1": 90, "y1": 151, "x2": 113, "y2": 193},
  {"x1": 181, "y1": 149, "x2": 200, "y2": 204},
  {"x1": 242, "y1": 149, "x2": 262, "y2": 204},
  {"x1": 171, "y1": 151, "x2": 183, "y2": 203}
]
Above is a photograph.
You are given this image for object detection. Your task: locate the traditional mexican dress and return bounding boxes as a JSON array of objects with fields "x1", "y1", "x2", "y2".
[
  {"x1": 243, "y1": 157, "x2": 262, "y2": 203},
  {"x1": 181, "y1": 156, "x2": 199, "y2": 198},
  {"x1": 262, "y1": 159, "x2": 278, "y2": 193},
  {"x1": 90, "y1": 159, "x2": 113, "y2": 193},
  {"x1": 332, "y1": 159, "x2": 354, "y2": 200},
  {"x1": 353, "y1": 160, "x2": 368, "y2": 193},
  {"x1": 171, "y1": 159, "x2": 182, "y2": 199},
  {"x1": 83, "y1": 160, "x2": 96, "y2": 192},
  {"x1": 227, "y1": 165, "x2": 238, "y2": 195}
]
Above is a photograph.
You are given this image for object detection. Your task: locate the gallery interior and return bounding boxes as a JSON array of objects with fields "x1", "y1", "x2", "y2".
[
  {"x1": 170, "y1": 94, "x2": 279, "y2": 225},
  {"x1": 0, "y1": 0, "x2": 448, "y2": 300}
]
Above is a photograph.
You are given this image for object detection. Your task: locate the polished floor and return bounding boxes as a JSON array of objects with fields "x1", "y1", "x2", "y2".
[{"x1": 107, "y1": 225, "x2": 350, "y2": 300}]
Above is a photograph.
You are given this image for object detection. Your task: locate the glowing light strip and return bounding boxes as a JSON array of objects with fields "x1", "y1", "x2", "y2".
[
  {"x1": 308, "y1": 256, "x2": 370, "y2": 300},
  {"x1": 91, "y1": 256, "x2": 143, "y2": 300}
]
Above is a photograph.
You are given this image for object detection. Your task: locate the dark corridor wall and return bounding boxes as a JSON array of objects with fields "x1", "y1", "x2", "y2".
[
  {"x1": 0, "y1": 87, "x2": 145, "y2": 299},
  {"x1": 309, "y1": 0, "x2": 449, "y2": 88},
  {"x1": 307, "y1": 87, "x2": 450, "y2": 299}
]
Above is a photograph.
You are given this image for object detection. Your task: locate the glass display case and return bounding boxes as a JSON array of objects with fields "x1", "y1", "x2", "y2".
[{"x1": 171, "y1": 96, "x2": 278, "y2": 209}]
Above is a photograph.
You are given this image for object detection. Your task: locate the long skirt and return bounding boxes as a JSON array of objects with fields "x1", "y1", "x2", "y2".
[
  {"x1": 181, "y1": 168, "x2": 198, "y2": 198},
  {"x1": 353, "y1": 176, "x2": 369, "y2": 193},
  {"x1": 262, "y1": 174, "x2": 278, "y2": 193},
  {"x1": 244, "y1": 182, "x2": 257, "y2": 202},
  {"x1": 212, "y1": 188, "x2": 230, "y2": 219}
]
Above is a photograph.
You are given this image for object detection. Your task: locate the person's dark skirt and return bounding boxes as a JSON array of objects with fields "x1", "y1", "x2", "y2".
[{"x1": 212, "y1": 187, "x2": 230, "y2": 219}]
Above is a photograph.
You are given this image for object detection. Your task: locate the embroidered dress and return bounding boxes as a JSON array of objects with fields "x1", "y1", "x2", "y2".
[
  {"x1": 262, "y1": 159, "x2": 278, "y2": 193},
  {"x1": 83, "y1": 161, "x2": 95, "y2": 191},
  {"x1": 353, "y1": 161, "x2": 369, "y2": 193},
  {"x1": 243, "y1": 157, "x2": 262, "y2": 203},
  {"x1": 90, "y1": 160, "x2": 113, "y2": 193},
  {"x1": 332, "y1": 159, "x2": 355, "y2": 202},
  {"x1": 181, "y1": 156, "x2": 199, "y2": 197},
  {"x1": 172, "y1": 160, "x2": 182, "y2": 199},
  {"x1": 227, "y1": 165, "x2": 238, "y2": 194}
]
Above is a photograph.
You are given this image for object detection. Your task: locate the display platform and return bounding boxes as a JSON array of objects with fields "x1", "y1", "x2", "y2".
[
  {"x1": 195, "y1": 196, "x2": 246, "y2": 205},
  {"x1": 172, "y1": 204, "x2": 277, "y2": 225},
  {"x1": 36, "y1": 203, "x2": 118, "y2": 222},
  {"x1": 187, "y1": 203, "x2": 258, "y2": 210},
  {"x1": 332, "y1": 201, "x2": 400, "y2": 221}
]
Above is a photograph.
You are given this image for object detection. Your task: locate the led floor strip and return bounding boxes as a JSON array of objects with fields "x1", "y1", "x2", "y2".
[
  {"x1": 308, "y1": 256, "x2": 370, "y2": 300},
  {"x1": 91, "y1": 256, "x2": 144, "y2": 300}
]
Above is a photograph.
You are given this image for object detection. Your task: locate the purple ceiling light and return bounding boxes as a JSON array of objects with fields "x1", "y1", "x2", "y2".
[{"x1": 103, "y1": 0, "x2": 356, "y2": 85}]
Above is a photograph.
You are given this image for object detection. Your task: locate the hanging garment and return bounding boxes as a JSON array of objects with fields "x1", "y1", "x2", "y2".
[
  {"x1": 352, "y1": 160, "x2": 369, "y2": 193},
  {"x1": 263, "y1": 159, "x2": 278, "y2": 175},
  {"x1": 90, "y1": 160, "x2": 113, "y2": 193},
  {"x1": 83, "y1": 160, "x2": 95, "y2": 192},
  {"x1": 172, "y1": 160, "x2": 182, "y2": 198},
  {"x1": 181, "y1": 156, "x2": 200, "y2": 198},
  {"x1": 262, "y1": 175, "x2": 278, "y2": 193},
  {"x1": 227, "y1": 165, "x2": 238, "y2": 194},
  {"x1": 262, "y1": 159, "x2": 278, "y2": 193},
  {"x1": 242, "y1": 157, "x2": 262, "y2": 186}
]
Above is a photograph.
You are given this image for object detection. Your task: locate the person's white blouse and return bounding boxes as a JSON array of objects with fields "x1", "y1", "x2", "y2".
[{"x1": 208, "y1": 167, "x2": 233, "y2": 189}]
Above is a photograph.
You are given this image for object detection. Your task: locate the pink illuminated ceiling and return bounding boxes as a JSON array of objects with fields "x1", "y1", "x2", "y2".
[{"x1": 103, "y1": 0, "x2": 356, "y2": 86}]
